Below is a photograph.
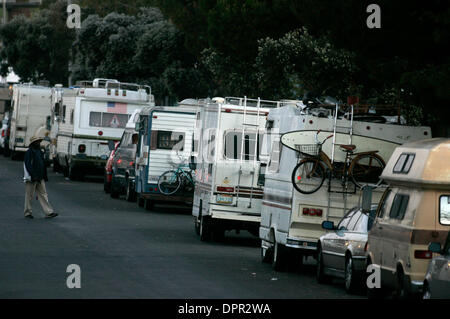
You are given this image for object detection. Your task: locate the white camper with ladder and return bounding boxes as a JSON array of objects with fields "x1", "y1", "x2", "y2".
[
  {"x1": 54, "y1": 79, "x2": 154, "y2": 180},
  {"x1": 192, "y1": 97, "x2": 282, "y2": 241},
  {"x1": 8, "y1": 84, "x2": 52, "y2": 160},
  {"x1": 259, "y1": 102, "x2": 432, "y2": 271}
]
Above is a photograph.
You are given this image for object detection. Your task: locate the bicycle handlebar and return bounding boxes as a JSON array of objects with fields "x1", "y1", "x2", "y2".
[{"x1": 315, "y1": 130, "x2": 334, "y2": 145}]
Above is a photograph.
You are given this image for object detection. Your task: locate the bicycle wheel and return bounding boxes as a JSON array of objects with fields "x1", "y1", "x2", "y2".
[
  {"x1": 350, "y1": 153, "x2": 385, "y2": 188},
  {"x1": 158, "y1": 170, "x2": 181, "y2": 195},
  {"x1": 291, "y1": 159, "x2": 326, "y2": 194}
]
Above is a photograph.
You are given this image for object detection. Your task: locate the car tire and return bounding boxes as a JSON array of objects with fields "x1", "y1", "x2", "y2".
[
  {"x1": 423, "y1": 282, "x2": 431, "y2": 299},
  {"x1": 125, "y1": 179, "x2": 137, "y2": 202},
  {"x1": 69, "y1": 166, "x2": 80, "y2": 181},
  {"x1": 316, "y1": 246, "x2": 331, "y2": 284},
  {"x1": 344, "y1": 256, "x2": 359, "y2": 294},
  {"x1": 199, "y1": 215, "x2": 212, "y2": 242},
  {"x1": 104, "y1": 174, "x2": 111, "y2": 193},
  {"x1": 137, "y1": 194, "x2": 145, "y2": 208},
  {"x1": 272, "y1": 241, "x2": 287, "y2": 272},
  {"x1": 110, "y1": 174, "x2": 120, "y2": 199}
]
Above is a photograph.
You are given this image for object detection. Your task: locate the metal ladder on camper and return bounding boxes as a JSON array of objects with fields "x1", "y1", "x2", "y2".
[
  {"x1": 235, "y1": 97, "x2": 261, "y2": 209},
  {"x1": 326, "y1": 103, "x2": 355, "y2": 218}
]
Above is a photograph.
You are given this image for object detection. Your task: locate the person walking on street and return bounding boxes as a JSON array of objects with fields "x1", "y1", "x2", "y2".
[{"x1": 23, "y1": 136, "x2": 58, "y2": 219}]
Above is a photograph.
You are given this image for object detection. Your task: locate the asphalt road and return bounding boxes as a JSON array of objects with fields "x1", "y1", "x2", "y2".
[{"x1": 0, "y1": 155, "x2": 363, "y2": 299}]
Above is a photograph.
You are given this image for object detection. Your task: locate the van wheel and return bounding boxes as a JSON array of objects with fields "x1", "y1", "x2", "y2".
[
  {"x1": 261, "y1": 243, "x2": 273, "y2": 264},
  {"x1": 423, "y1": 282, "x2": 431, "y2": 299},
  {"x1": 316, "y1": 246, "x2": 330, "y2": 284},
  {"x1": 137, "y1": 194, "x2": 145, "y2": 207},
  {"x1": 125, "y1": 179, "x2": 136, "y2": 202},
  {"x1": 199, "y1": 215, "x2": 211, "y2": 242},
  {"x1": 344, "y1": 256, "x2": 359, "y2": 294},
  {"x1": 395, "y1": 267, "x2": 409, "y2": 299},
  {"x1": 366, "y1": 259, "x2": 384, "y2": 299},
  {"x1": 272, "y1": 242, "x2": 287, "y2": 272}
]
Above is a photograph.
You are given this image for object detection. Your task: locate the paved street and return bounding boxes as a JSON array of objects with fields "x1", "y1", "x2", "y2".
[{"x1": 0, "y1": 156, "x2": 362, "y2": 299}]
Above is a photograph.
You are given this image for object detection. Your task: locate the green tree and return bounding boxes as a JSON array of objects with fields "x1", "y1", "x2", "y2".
[{"x1": 0, "y1": 0, "x2": 75, "y2": 85}]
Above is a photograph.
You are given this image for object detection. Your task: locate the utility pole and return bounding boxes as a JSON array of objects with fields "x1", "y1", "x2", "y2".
[
  {"x1": 67, "y1": 0, "x2": 72, "y2": 87},
  {"x1": 3, "y1": 0, "x2": 6, "y2": 25}
]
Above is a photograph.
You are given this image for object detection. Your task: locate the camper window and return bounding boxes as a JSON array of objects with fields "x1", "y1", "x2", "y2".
[
  {"x1": 393, "y1": 153, "x2": 415, "y2": 174},
  {"x1": 224, "y1": 131, "x2": 263, "y2": 161},
  {"x1": 389, "y1": 194, "x2": 409, "y2": 220},
  {"x1": 89, "y1": 112, "x2": 129, "y2": 128},
  {"x1": 157, "y1": 131, "x2": 185, "y2": 150},
  {"x1": 439, "y1": 195, "x2": 450, "y2": 225},
  {"x1": 70, "y1": 110, "x2": 74, "y2": 125}
]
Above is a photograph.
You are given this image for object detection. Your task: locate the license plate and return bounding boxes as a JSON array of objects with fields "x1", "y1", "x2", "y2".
[{"x1": 216, "y1": 194, "x2": 233, "y2": 204}]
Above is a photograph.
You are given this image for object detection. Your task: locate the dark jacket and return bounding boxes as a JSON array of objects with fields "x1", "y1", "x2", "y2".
[{"x1": 24, "y1": 146, "x2": 48, "y2": 182}]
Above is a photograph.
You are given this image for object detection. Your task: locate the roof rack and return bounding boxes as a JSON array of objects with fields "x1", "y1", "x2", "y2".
[{"x1": 75, "y1": 78, "x2": 152, "y2": 95}]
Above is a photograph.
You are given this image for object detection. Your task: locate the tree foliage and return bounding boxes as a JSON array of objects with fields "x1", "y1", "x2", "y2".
[{"x1": 0, "y1": 0, "x2": 75, "y2": 84}]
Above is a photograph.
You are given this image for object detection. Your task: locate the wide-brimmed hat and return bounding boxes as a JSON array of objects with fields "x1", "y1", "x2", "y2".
[{"x1": 29, "y1": 136, "x2": 44, "y2": 145}]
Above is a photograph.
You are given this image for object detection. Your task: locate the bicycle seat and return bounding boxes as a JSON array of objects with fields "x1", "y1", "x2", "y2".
[{"x1": 339, "y1": 144, "x2": 356, "y2": 152}]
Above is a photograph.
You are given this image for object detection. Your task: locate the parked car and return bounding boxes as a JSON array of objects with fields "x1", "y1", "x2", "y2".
[
  {"x1": 104, "y1": 141, "x2": 119, "y2": 193},
  {"x1": 423, "y1": 231, "x2": 450, "y2": 299},
  {"x1": 317, "y1": 205, "x2": 377, "y2": 293},
  {"x1": 366, "y1": 138, "x2": 450, "y2": 298},
  {"x1": 110, "y1": 110, "x2": 141, "y2": 201}
]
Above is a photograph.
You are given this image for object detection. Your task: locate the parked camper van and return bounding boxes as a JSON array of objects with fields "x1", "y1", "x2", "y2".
[
  {"x1": 260, "y1": 103, "x2": 432, "y2": 271},
  {"x1": 8, "y1": 84, "x2": 52, "y2": 160},
  {"x1": 109, "y1": 110, "x2": 141, "y2": 200},
  {"x1": 134, "y1": 103, "x2": 198, "y2": 209},
  {"x1": 54, "y1": 79, "x2": 154, "y2": 180},
  {"x1": 192, "y1": 97, "x2": 285, "y2": 241},
  {"x1": 366, "y1": 138, "x2": 450, "y2": 298}
]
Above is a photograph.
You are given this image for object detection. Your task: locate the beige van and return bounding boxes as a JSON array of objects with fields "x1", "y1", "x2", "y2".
[{"x1": 366, "y1": 138, "x2": 450, "y2": 298}]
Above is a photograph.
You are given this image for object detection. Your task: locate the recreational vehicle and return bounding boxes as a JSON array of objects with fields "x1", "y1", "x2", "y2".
[
  {"x1": 134, "y1": 103, "x2": 199, "y2": 209},
  {"x1": 8, "y1": 84, "x2": 52, "y2": 160},
  {"x1": 192, "y1": 97, "x2": 284, "y2": 241},
  {"x1": 259, "y1": 104, "x2": 432, "y2": 271},
  {"x1": 366, "y1": 138, "x2": 450, "y2": 298},
  {"x1": 54, "y1": 79, "x2": 154, "y2": 180}
]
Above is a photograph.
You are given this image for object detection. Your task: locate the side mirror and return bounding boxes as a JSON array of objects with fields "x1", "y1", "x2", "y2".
[
  {"x1": 428, "y1": 242, "x2": 442, "y2": 254},
  {"x1": 108, "y1": 140, "x2": 115, "y2": 151},
  {"x1": 189, "y1": 155, "x2": 197, "y2": 170},
  {"x1": 321, "y1": 221, "x2": 335, "y2": 230}
]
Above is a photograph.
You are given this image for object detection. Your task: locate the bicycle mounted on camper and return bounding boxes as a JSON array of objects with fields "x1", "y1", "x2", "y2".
[{"x1": 291, "y1": 129, "x2": 386, "y2": 194}]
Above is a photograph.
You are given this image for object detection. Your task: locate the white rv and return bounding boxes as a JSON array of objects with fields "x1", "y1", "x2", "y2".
[
  {"x1": 192, "y1": 97, "x2": 284, "y2": 241},
  {"x1": 55, "y1": 79, "x2": 154, "y2": 180},
  {"x1": 259, "y1": 104, "x2": 432, "y2": 270},
  {"x1": 134, "y1": 102, "x2": 199, "y2": 209},
  {"x1": 9, "y1": 84, "x2": 52, "y2": 160}
]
